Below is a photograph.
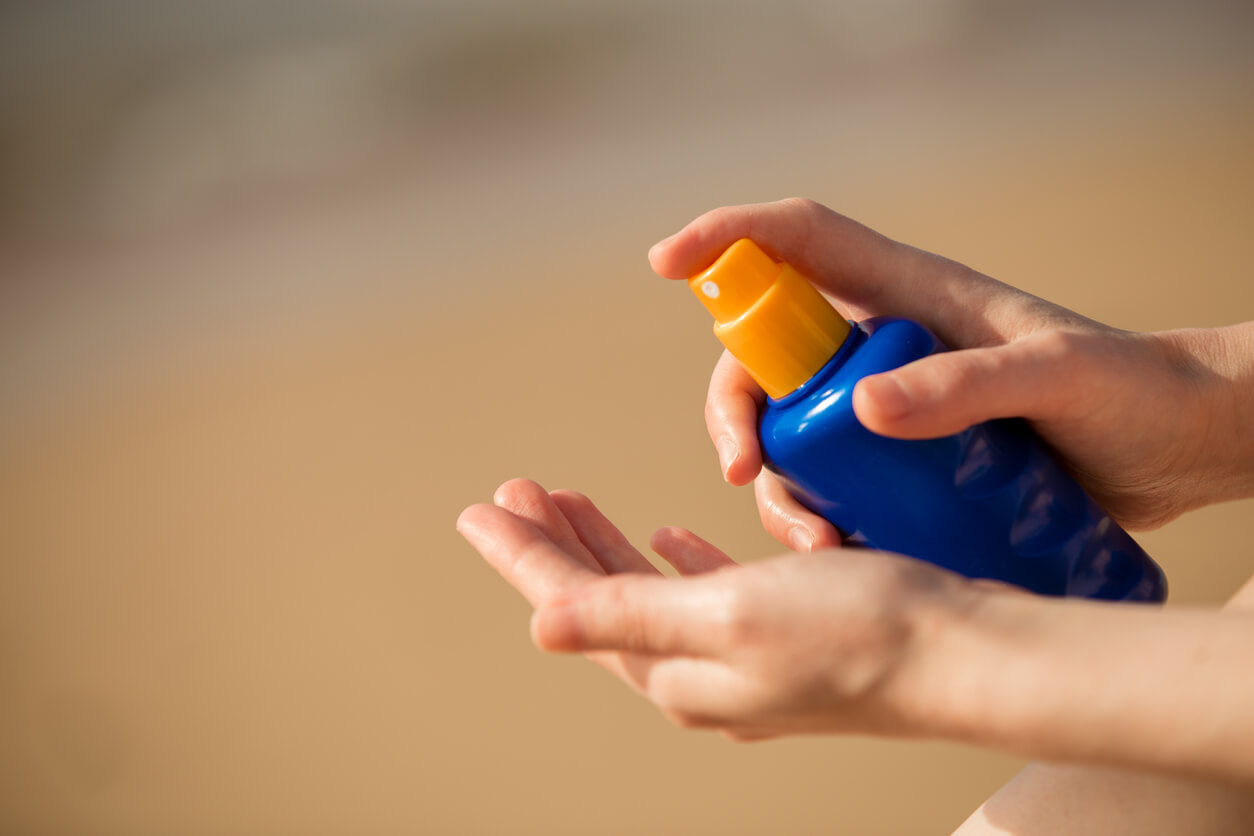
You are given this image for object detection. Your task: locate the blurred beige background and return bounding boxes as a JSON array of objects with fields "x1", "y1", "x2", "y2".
[{"x1": 2, "y1": 1, "x2": 1252, "y2": 833}]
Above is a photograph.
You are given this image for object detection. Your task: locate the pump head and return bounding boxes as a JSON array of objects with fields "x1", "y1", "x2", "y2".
[{"x1": 687, "y1": 239, "x2": 852, "y2": 399}]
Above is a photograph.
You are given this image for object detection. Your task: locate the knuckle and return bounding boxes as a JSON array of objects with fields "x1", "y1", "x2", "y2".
[
  {"x1": 703, "y1": 203, "x2": 739, "y2": 222},
  {"x1": 711, "y1": 586, "x2": 761, "y2": 646},
  {"x1": 1028, "y1": 328, "x2": 1072, "y2": 357},
  {"x1": 607, "y1": 604, "x2": 650, "y2": 653},
  {"x1": 1023, "y1": 329, "x2": 1108, "y2": 394},
  {"x1": 698, "y1": 204, "x2": 744, "y2": 237},
  {"x1": 778, "y1": 196, "x2": 823, "y2": 218},
  {"x1": 1027, "y1": 328, "x2": 1092, "y2": 363}
]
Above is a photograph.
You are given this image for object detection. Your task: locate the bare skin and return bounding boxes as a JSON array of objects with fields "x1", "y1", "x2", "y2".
[
  {"x1": 652, "y1": 199, "x2": 1254, "y2": 536},
  {"x1": 952, "y1": 574, "x2": 1254, "y2": 836},
  {"x1": 458, "y1": 199, "x2": 1254, "y2": 831},
  {"x1": 458, "y1": 480, "x2": 1254, "y2": 783}
]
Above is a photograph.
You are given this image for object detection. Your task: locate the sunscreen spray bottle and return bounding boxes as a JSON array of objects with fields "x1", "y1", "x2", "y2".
[{"x1": 687, "y1": 238, "x2": 1166, "y2": 601}]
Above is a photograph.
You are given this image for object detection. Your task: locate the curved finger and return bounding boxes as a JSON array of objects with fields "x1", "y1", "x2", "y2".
[
  {"x1": 754, "y1": 471, "x2": 843, "y2": 553},
  {"x1": 649, "y1": 198, "x2": 1030, "y2": 347},
  {"x1": 492, "y1": 478, "x2": 603, "y2": 574},
  {"x1": 456, "y1": 503, "x2": 600, "y2": 606},
  {"x1": 549, "y1": 489, "x2": 656, "y2": 575},
  {"x1": 648, "y1": 199, "x2": 896, "y2": 301},
  {"x1": 589, "y1": 654, "x2": 736, "y2": 722},
  {"x1": 706, "y1": 350, "x2": 765, "y2": 485},
  {"x1": 530, "y1": 575, "x2": 729, "y2": 656},
  {"x1": 630, "y1": 657, "x2": 776, "y2": 735},
  {"x1": 852, "y1": 331, "x2": 1091, "y2": 440},
  {"x1": 650, "y1": 526, "x2": 737, "y2": 575}
]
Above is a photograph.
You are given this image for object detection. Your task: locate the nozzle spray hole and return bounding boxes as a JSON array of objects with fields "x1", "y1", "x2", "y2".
[{"x1": 701, "y1": 281, "x2": 720, "y2": 299}]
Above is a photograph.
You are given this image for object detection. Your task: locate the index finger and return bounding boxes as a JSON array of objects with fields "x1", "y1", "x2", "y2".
[
  {"x1": 457, "y1": 503, "x2": 600, "y2": 607},
  {"x1": 531, "y1": 574, "x2": 733, "y2": 657},
  {"x1": 649, "y1": 198, "x2": 1021, "y2": 348}
]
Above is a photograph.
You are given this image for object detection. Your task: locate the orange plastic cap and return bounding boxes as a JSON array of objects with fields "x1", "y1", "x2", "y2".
[{"x1": 687, "y1": 239, "x2": 851, "y2": 399}]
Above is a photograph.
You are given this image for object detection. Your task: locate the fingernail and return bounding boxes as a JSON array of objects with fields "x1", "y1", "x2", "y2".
[
  {"x1": 789, "y1": 528, "x2": 816, "y2": 553},
  {"x1": 861, "y1": 374, "x2": 912, "y2": 420},
  {"x1": 716, "y1": 437, "x2": 740, "y2": 482}
]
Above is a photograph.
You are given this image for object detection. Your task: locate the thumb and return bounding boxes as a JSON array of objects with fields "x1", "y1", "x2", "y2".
[{"x1": 852, "y1": 334, "x2": 1082, "y2": 439}]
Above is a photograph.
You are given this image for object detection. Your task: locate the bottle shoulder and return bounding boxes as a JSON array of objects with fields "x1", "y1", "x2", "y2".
[
  {"x1": 764, "y1": 317, "x2": 942, "y2": 417},
  {"x1": 847, "y1": 316, "x2": 943, "y2": 375}
]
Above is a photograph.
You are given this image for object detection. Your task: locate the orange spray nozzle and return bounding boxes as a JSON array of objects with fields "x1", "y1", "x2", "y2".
[{"x1": 687, "y1": 239, "x2": 852, "y2": 399}]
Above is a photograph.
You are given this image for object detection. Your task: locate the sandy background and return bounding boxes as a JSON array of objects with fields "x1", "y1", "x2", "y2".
[{"x1": 2, "y1": 2, "x2": 1253, "y2": 833}]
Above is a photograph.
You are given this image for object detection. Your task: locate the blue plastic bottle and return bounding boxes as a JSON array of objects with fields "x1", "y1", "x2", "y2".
[{"x1": 686, "y1": 239, "x2": 1166, "y2": 602}]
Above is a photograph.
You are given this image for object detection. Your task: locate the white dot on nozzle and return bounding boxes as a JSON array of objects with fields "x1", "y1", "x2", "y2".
[{"x1": 701, "y1": 281, "x2": 720, "y2": 299}]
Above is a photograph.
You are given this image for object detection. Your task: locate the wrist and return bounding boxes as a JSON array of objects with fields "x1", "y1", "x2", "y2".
[
  {"x1": 879, "y1": 575, "x2": 998, "y2": 739},
  {"x1": 900, "y1": 587, "x2": 1058, "y2": 751},
  {"x1": 889, "y1": 583, "x2": 1117, "y2": 758},
  {"x1": 1157, "y1": 322, "x2": 1254, "y2": 506},
  {"x1": 888, "y1": 584, "x2": 1254, "y2": 781}
]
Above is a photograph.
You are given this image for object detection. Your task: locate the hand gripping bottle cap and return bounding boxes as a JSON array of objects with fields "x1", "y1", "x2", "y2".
[{"x1": 688, "y1": 239, "x2": 852, "y2": 399}]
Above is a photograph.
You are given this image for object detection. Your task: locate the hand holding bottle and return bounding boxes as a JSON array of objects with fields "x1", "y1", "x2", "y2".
[
  {"x1": 651, "y1": 199, "x2": 1254, "y2": 546},
  {"x1": 457, "y1": 202, "x2": 1254, "y2": 809}
]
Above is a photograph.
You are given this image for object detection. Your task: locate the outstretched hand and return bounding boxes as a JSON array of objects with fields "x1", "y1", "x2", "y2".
[
  {"x1": 652, "y1": 199, "x2": 1254, "y2": 544},
  {"x1": 457, "y1": 478, "x2": 975, "y2": 740}
]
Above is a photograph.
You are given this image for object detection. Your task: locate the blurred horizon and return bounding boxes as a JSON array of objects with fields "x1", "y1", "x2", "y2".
[
  {"x1": 3, "y1": 0, "x2": 1253, "y2": 438},
  {"x1": 5, "y1": 0, "x2": 1252, "y2": 243}
]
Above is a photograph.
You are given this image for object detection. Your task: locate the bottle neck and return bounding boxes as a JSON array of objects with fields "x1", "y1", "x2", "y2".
[{"x1": 767, "y1": 322, "x2": 864, "y2": 405}]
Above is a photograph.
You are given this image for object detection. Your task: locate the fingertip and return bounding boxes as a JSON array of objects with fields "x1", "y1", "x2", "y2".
[
  {"x1": 456, "y1": 501, "x2": 508, "y2": 537},
  {"x1": 854, "y1": 374, "x2": 913, "y2": 425},
  {"x1": 493, "y1": 477, "x2": 547, "y2": 509},
  {"x1": 753, "y1": 472, "x2": 843, "y2": 551},
  {"x1": 454, "y1": 504, "x2": 481, "y2": 536},
  {"x1": 648, "y1": 525, "x2": 683, "y2": 553},
  {"x1": 649, "y1": 205, "x2": 752, "y2": 279},
  {"x1": 530, "y1": 603, "x2": 582, "y2": 653},
  {"x1": 812, "y1": 522, "x2": 843, "y2": 551},
  {"x1": 648, "y1": 229, "x2": 698, "y2": 279},
  {"x1": 856, "y1": 353, "x2": 1004, "y2": 440},
  {"x1": 807, "y1": 522, "x2": 843, "y2": 552},
  {"x1": 648, "y1": 231, "x2": 681, "y2": 273},
  {"x1": 854, "y1": 374, "x2": 942, "y2": 441},
  {"x1": 723, "y1": 451, "x2": 762, "y2": 487},
  {"x1": 785, "y1": 520, "x2": 843, "y2": 553}
]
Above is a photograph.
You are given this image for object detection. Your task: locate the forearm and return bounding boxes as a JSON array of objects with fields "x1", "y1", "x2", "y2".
[{"x1": 902, "y1": 591, "x2": 1254, "y2": 783}]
